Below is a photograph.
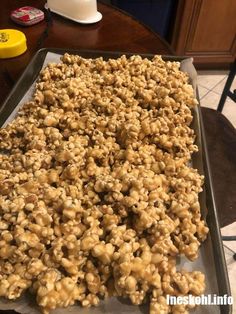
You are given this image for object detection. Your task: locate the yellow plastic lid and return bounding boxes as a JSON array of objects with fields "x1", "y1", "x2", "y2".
[{"x1": 0, "y1": 29, "x2": 27, "y2": 59}]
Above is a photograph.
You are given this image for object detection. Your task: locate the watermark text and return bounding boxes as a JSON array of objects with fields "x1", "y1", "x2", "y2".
[{"x1": 166, "y1": 294, "x2": 233, "y2": 306}]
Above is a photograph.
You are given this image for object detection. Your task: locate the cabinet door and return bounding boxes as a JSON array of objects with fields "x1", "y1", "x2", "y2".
[{"x1": 171, "y1": 0, "x2": 236, "y2": 68}]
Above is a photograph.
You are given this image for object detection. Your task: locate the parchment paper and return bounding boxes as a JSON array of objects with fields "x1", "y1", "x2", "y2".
[{"x1": 0, "y1": 53, "x2": 220, "y2": 314}]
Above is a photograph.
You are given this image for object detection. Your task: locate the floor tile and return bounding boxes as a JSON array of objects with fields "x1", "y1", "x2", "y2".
[
  {"x1": 213, "y1": 77, "x2": 236, "y2": 95},
  {"x1": 222, "y1": 222, "x2": 236, "y2": 252},
  {"x1": 197, "y1": 70, "x2": 229, "y2": 76},
  {"x1": 227, "y1": 263, "x2": 236, "y2": 314},
  {"x1": 197, "y1": 73, "x2": 227, "y2": 90},
  {"x1": 223, "y1": 245, "x2": 234, "y2": 262},
  {"x1": 198, "y1": 85, "x2": 210, "y2": 99},
  {"x1": 200, "y1": 90, "x2": 220, "y2": 110}
]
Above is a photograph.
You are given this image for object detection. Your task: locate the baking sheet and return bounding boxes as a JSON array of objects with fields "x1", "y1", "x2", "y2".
[{"x1": 0, "y1": 51, "x2": 230, "y2": 314}]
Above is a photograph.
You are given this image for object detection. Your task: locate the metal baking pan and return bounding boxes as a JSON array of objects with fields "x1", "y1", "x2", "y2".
[{"x1": 0, "y1": 48, "x2": 232, "y2": 314}]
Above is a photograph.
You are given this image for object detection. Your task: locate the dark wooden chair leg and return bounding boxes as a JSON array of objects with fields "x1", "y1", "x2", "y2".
[{"x1": 217, "y1": 59, "x2": 236, "y2": 112}]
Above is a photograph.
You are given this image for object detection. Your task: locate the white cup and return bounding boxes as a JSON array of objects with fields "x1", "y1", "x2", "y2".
[
  {"x1": 71, "y1": 0, "x2": 98, "y2": 20},
  {"x1": 47, "y1": 0, "x2": 101, "y2": 22}
]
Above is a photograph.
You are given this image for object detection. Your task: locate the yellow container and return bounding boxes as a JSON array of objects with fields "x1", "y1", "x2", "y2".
[{"x1": 0, "y1": 29, "x2": 27, "y2": 59}]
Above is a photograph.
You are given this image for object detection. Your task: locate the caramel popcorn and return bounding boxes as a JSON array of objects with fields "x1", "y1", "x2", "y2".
[{"x1": 0, "y1": 54, "x2": 208, "y2": 314}]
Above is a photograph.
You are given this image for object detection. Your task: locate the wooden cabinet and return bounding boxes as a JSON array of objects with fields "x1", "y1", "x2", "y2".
[{"x1": 171, "y1": 0, "x2": 236, "y2": 68}]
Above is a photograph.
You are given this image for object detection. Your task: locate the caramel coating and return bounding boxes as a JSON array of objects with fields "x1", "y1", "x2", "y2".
[{"x1": 0, "y1": 54, "x2": 208, "y2": 314}]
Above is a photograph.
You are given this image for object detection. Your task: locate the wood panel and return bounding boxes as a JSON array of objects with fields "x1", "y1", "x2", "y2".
[
  {"x1": 190, "y1": 0, "x2": 236, "y2": 53},
  {"x1": 171, "y1": 0, "x2": 236, "y2": 68}
]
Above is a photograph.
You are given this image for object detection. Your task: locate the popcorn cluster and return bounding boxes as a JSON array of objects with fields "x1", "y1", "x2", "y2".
[{"x1": 0, "y1": 54, "x2": 209, "y2": 314}]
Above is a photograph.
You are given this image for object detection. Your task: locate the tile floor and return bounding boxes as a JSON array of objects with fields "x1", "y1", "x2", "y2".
[{"x1": 197, "y1": 71, "x2": 236, "y2": 128}]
